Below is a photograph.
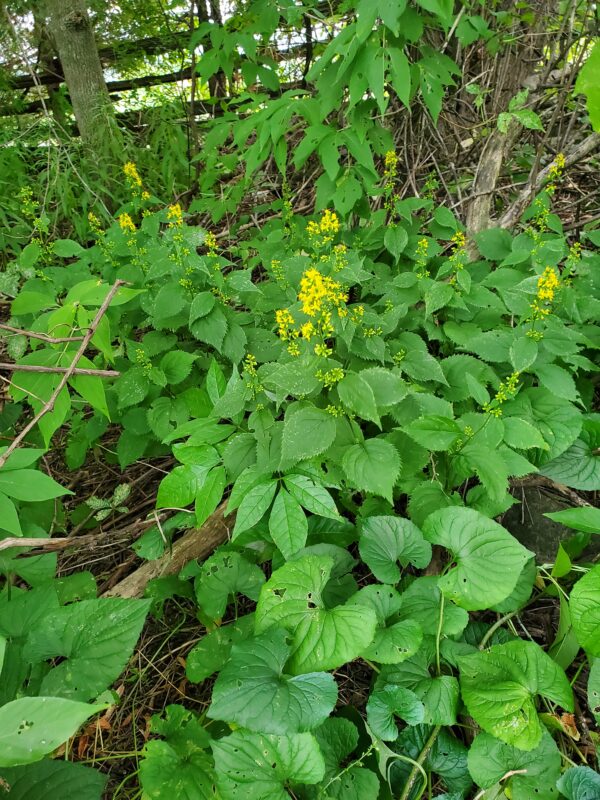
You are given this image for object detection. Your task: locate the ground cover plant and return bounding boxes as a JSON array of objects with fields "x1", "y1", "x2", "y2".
[{"x1": 0, "y1": 1, "x2": 600, "y2": 798}]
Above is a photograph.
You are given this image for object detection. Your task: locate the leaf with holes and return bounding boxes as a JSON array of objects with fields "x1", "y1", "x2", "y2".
[
  {"x1": 209, "y1": 628, "x2": 337, "y2": 734},
  {"x1": 422, "y1": 508, "x2": 532, "y2": 610},
  {"x1": 212, "y1": 730, "x2": 325, "y2": 800},
  {"x1": 255, "y1": 555, "x2": 377, "y2": 674},
  {"x1": 359, "y1": 516, "x2": 432, "y2": 583},
  {"x1": 195, "y1": 550, "x2": 265, "y2": 620},
  {"x1": 186, "y1": 615, "x2": 255, "y2": 683},
  {"x1": 366, "y1": 685, "x2": 424, "y2": 741}
]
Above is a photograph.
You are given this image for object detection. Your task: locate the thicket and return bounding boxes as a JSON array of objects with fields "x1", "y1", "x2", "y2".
[{"x1": 0, "y1": 1, "x2": 600, "y2": 798}]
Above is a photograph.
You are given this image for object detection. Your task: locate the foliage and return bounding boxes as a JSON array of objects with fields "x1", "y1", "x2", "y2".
[{"x1": 1, "y1": 1, "x2": 600, "y2": 798}]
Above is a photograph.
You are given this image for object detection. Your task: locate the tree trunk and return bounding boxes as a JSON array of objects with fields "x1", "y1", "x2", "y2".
[{"x1": 44, "y1": 0, "x2": 122, "y2": 156}]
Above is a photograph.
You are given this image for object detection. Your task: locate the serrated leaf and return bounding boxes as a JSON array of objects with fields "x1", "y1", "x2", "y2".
[
  {"x1": 540, "y1": 421, "x2": 600, "y2": 490},
  {"x1": 281, "y1": 405, "x2": 337, "y2": 465},
  {"x1": 405, "y1": 415, "x2": 462, "y2": 451},
  {"x1": 337, "y1": 373, "x2": 380, "y2": 425},
  {"x1": 535, "y1": 364, "x2": 578, "y2": 402},
  {"x1": 160, "y1": 351, "x2": 197, "y2": 385},
  {"x1": 342, "y1": 439, "x2": 400, "y2": 502},
  {"x1": 384, "y1": 225, "x2": 408, "y2": 258},
  {"x1": 367, "y1": 685, "x2": 424, "y2": 741},
  {"x1": 570, "y1": 565, "x2": 600, "y2": 655},
  {"x1": 233, "y1": 479, "x2": 278, "y2": 536},
  {"x1": 186, "y1": 614, "x2": 255, "y2": 683},
  {"x1": 503, "y1": 416, "x2": 548, "y2": 450},
  {"x1": 195, "y1": 466, "x2": 226, "y2": 527},
  {"x1": 423, "y1": 508, "x2": 533, "y2": 610},
  {"x1": 212, "y1": 730, "x2": 325, "y2": 800},
  {"x1": 255, "y1": 555, "x2": 377, "y2": 673},
  {"x1": 458, "y1": 640, "x2": 573, "y2": 750},
  {"x1": 0, "y1": 760, "x2": 106, "y2": 799},
  {"x1": 359, "y1": 516, "x2": 431, "y2": 583},
  {"x1": 209, "y1": 628, "x2": 337, "y2": 733},
  {"x1": 194, "y1": 550, "x2": 265, "y2": 620},
  {"x1": 284, "y1": 474, "x2": 340, "y2": 520},
  {"x1": 269, "y1": 488, "x2": 308, "y2": 559},
  {"x1": 510, "y1": 336, "x2": 538, "y2": 371}
]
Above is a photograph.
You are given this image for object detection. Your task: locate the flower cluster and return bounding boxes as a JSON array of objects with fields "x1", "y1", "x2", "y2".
[
  {"x1": 119, "y1": 213, "x2": 136, "y2": 234},
  {"x1": 415, "y1": 237, "x2": 430, "y2": 278},
  {"x1": 123, "y1": 161, "x2": 142, "y2": 188},
  {"x1": 483, "y1": 371, "x2": 520, "y2": 417},
  {"x1": 316, "y1": 367, "x2": 344, "y2": 389},
  {"x1": 448, "y1": 230, "x2": 468, "y2": 284},
  {"x1": 546, "y1": 152, "x2": 566, "y2": 194},
  {"x1": 275, "y1": 309, "x2": 296, "y2": 342},
  {"x1": 528, "y1": 267, "x2": 560, "y2": 334},
  {"x1": 383, "y1": 150, "x2": 400, "y2": 218},
  {"x1": 299, "y1": 267, "x2": 347, "y2": 317},
  {"x1": 307, "y1": 209, "x2": 340, "y2": 244},
  {"x1": 167, "y1": 203, "x2": 183, "y2": 227}
]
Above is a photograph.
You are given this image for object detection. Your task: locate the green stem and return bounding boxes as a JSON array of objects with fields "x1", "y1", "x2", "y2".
[
  {"x1": 435, "y1": 590, "x2": 444, "y2": 676},
  {"x1": 478, "y1": 610, "x2": 520, "y2": 650},
  {"x1": 398, "y1": 725, "x2": 442, "y2": 800}
]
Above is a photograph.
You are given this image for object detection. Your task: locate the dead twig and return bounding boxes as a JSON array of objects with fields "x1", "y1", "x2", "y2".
[
  {"x1": 0, "y1": 363, "x2": 119, "y2": 378},
  {"x1": 0, "y1": 279, "x2": 126, "y2": 470},
  {"x1": 0, "y1": 323, "x2": 86, "y2": 343}
]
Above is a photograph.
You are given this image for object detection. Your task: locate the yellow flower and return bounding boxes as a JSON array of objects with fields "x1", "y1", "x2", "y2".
[
  {"x1": 384, "y1": 150, "x2": 398, "y2": 171},
  {"x1": 141, "y1": 190, "x2": 151, "y2": 200},
  {"x1": 307, "y1": 209, "x2": 340, "y2": 244},
  {"x1": 123, "y1": 161, "x2": 142, "y2": 187},
  {"x1": 298, "y1": 268, "x2": 346, "y2": 317},
  {"x1": 118, "y1": 213, "x2": 136, "y2": 233},
  {"x1": 314, "y1": 343, "x2": 332, "y2": 357},
  {"x1": 301, "y1": 322, "x2": 315, "y2": 340},
  {"x1": 205, "y1": 231, "x2": 217, "y2": 251},
  {"x1": 451, "y1": 231, "x2": 467, "y2": 249},
  {"x1": 167, "y1": 203, "x2": 183, "y2": 226},
  {"x1": 275, "y1": 309, "x2": 296, "y2": 341}
]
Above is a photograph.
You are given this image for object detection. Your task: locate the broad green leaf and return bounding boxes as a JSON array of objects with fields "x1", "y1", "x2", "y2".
[
  {"x1": 503, "y1": 416, "x2": 548, "y2": 450},
  {"x1": 255, "y1": 555, "x2": 377, "y2": 673},
  {"x1": 0, "y1": 492, "x2": 21, "y2": 536},
  {"x1": 337, "y1": 373, "x2": 380, "y2": 425},
  {"x1": 269, "y1": 488, "x2": 308, "y2": 559},
  {"x1": 140, "y1": 706, "x2": 215, "y2": 800},
  {"x1": 209, "y1": 628, "x2": 337, "y2": 733},
  {"x1": 0, "y1": 448, "x2": 45, "y2": 471},
  {"x1": 544, "y1": 506, "x2": 600, "y2": 534},
  {"x1": 360, "y1": 368, "x2": 407, "y2": 408},
  {"x1": 186, "y1": 614, "x2": 255, "y2": 683},
  {"x1": 405, "y1": 415, "x2": 462, "y2": 450},
  {"x1": 281, "y1": 405, "x2": 337, "y2": 464},
  {"x1": 398, "y1": 576, "x2": 469, "y2": 637},
  {"x1": 160, "y1": 351, "x2": 197, "y2": 385},
  {"x1": 457, "y1": 444, "x2": 509, "y2": 502},
  {"x1": 407, "y1": 481, "x2": 463, "y2": 529},
  {"x1": 535, "y1": 364, "x2": 578, "y2": 402},
  {"x1": 342, "y1": 439, "x2": 400, "y2": 502},
  {"x1": 359, "y1": 516, "x2": 432, "y2": 583},
  {"x1": 366, "y1": 685, "x2": 424, "y2": 740},
  {"x1": 0, "y1": 697, "x2": 104, "y2": 767},
  {"x1": 349, "y1": 584, "x2": 423, "y2": 664},
  {"x1": 588, "y1": 658, "x2": 600, "y2": 724},
  {"x1": 157, "y1": 464, "x2": 212, "y2": 509},
  {"x1": 232, "y1": 479, "x2": 278, "y2": 536},
  {"x1": 416, "y1": 675, "x2": 460, "y2": 726},
  {"x1": 574, "y1": 40, "x2": 600, "y2": 131},
  {"x1": 468, "y1": 729, "x2": 561, "y2": 798},
  {"x1": 284, "y1": 474, "x2": 340, "y2": 520},
  {"x1": 540, "y1": 421, "x2": 600, "y2": 490},
  {"x1": 0, "y1": 759, "x2": 106, "y2": 799},
  {"x1": 458, "y1": 640, "x2": 573, "y2": 750},
  {"x1": 212, "y1": 730, "x2": 325, "y2": 800},
  {"x1": 195, "y1": 550, "x2": 265, "y2": 620},
  {"x1": 557, "y1": 766, "x2": 600, "y2": 800},
  {"x1": 510, "y1": 336, "x2": 538, "y2": 372},
  {"x1": 195, "y1": 466, "x2": 226, "y2": 527},
  {"x1": 384, "y1": 224, "x2": 408, "y2": 258},
  {"x1": 570, "y1": 565, "x2": 600, "y2": 655},
  {"x1": 0, "y1": 469, "x2": 70, "y2": 502},
  {"x1": 27, "y1": 598, "x2": 150, "y2": 701},
  {"x1": 308, "y1": 717, "x2": 379, "y2": 800},
  {"x1": 423, "y1": 508, "x2": 532, "y2": 610}
]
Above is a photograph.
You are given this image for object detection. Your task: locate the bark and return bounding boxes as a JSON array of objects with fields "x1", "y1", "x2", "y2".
[{"x1": 44, "y1": 0, "x2": 122, "y2": 156}]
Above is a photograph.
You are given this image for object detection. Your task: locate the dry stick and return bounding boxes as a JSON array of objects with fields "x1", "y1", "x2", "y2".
[
  {"x1": 0, "y1": 363, "x2": 119, "y2": 378},
  {"x1": 0, "y1": 323, "x2": 85, "y2": 343},
  {"x1": 0, "y1": 279, "x2": 125, "y2": 471}
]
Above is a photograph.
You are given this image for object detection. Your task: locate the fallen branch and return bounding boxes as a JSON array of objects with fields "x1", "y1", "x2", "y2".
[
  {"x1": 0, "y1": 279, "x2": 125, "y2": 471},
  {"x1": 0, "y1": 363, "x2": 119, "y2": 378},
  {"x1": 103, "y1": 503, "x2": 230, "y2": 598},
  {"x1": 0, "y1": 323, "x2": 85, "y2": 343}
]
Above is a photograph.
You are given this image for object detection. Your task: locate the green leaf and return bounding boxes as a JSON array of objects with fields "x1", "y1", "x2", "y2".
[
  {"x1": 309, "y1": 717, "x2": 379, "y2": 800},
  {"x1": 458, "y1": 444, "x2": 509, "y2": 503},
  {"x1": 255, "y1": 555, "x2": 377, "y2": 673},
  {"x1": 423, "y1": 508, "x2": 533, "y2": 610},
  {"x1": 405, "y1": 415, "x2": 462, "y2": 451},
  {"x1": 191, "y1": 306, "x2": 228, "y2": 352},
  {"x1": 503, "y1": 416, "x2": 548, "y2": 450},
  {"x1": 349, "y1": 584, "x2": 423, "y2": 664},
  {"x1": 0, "y1": 697, "x2": 104, "y2": 767},
  {"x1": 281, "y1": 405, "x2": 337, "y2": 465},
  {"x1": 510, "y1": 336, "x2": 538, "y2": 372},
  {"x1": 360, "y1": 368, "x2": 407, "y2": 408},
  {"x1": 195, "y1": 550, "x2": 265, "y2": 620},
  {"x1": 195, "y1": 466, "x2": 226, "y2": 527},
  {"x1": 570, "y1": 565, "x2": 600, "y2": 655},
  {"x1": 209, "y1": 628, "x2": 337, "y2": 733},
  {"x1": 468, "y1": 729, "x2": 561, "y2": 797},
  {"x1": 366, "y1": 685, "x2": 424, "y2": 740},
  {"x1": 28, "y1": 598, "x2": 150, "y2": 701},
  {"x1": 391, "y1": 724, "x2": 472, "y2": 796},
  {"x1": 114, "y1": 366, "x2": 150, "y2": 410},
  {"x1": 535, "y1": 364, "x2": 578, "y2": 402},
  {"x1": 398, "y1": 576, "x2": 469, "y2": 637},
  {"x1": 233, "y1": 479, "x2": 278, "y2": 536},
  {"x1": 416, "y1": 675, "x2": 460, "y2": 726},
  {"x1": 160, "y1": 351, "x2": 197, "y2": 385},
  {"x1": 558, "y1": 767, "x2": 600, "y2": 800},
  {"x1": 190, "y1": 291, "x2": 216, "y2": 322},
  {"x1": 157, "y1": 464, "x2": 212, "y2": 509},
  {"x1": 575, "y1": 40, "x2": 600, "y2": 131},
  {"x1": 139, "y1": 706, "x2": 215, "y2": 800},
  {"x1": 540, "y1": 422, "x2": 600, "y2": 490},
  {"x1": 337, "y1": 373, "x2": 380, "y2": 425},
  {"x1": 269, "y1": 488, "x2": 308, "y2": 559},
  {"x1": 384, "y1": 225, "x2": 408, "y2": 258},
  {"x1": 458, "y1": 640, "x2": 573, "y2": 750},
  {"x1": 475, "y1": 228, "x2": 513, "y2": 260},
  {"x1": 0, "y1": 469, "x2": 70, "y2": 502},
  {"x1": 212, "y1": 730, "x2": 325, "y2": 800},
  {"x1": 544, "y1": 506, "x2": 600, "y2": 534},
  {"x1": 0, "y1": 492, "x2": 21, "y2": 535},
  {"x1": 342, "y1": 439, "x2": 400, "y2": 502},
  {"x1": 186, "y1": 614, "x2": 255, "y2": 683},
  {"x1": 283, "y1": 474, "x2": 340, "y2": 520},
  {"x1": 0, "y1": 760, "x2": 106, "y2": 799},
  {"x1": 359, "y1": 516, "x2": 431, "y2": 583},
  {"x1": 425, "y1": 282, "x2": 454, "y2": 315}
]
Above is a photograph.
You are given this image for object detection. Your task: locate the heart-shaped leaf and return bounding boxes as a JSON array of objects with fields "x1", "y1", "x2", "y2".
[
  {"x1": 570, "y1": 565, "x2": 600, "y2": 655},
  {"x1": 359, "y1": 516, "x2": 432, "y2": 583},
  {"x1": 366, "y1": 685, "x2": 424, "y2": 740},
  {"x1": 195, "y1": 550, "x2": 265, "y2": 620}
]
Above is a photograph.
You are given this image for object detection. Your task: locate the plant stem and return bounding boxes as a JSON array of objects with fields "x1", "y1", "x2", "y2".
[
  {"x1": 398, "y1": 725, "x2": 442, "y2": 800},
  {"x1": 435, "y1": 590, "x2": 444, "y2": 675},
  {"x1": 478, "y1": 611, "x2": 520, "y2": 650}
]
